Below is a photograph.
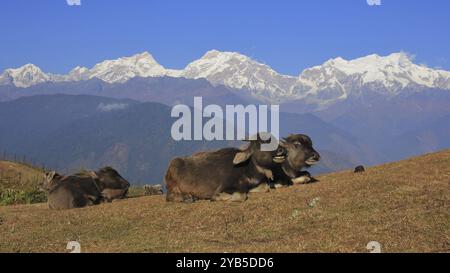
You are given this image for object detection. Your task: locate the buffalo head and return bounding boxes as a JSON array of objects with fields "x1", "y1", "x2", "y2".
[
  {"x1": 91, "y1": 167, "x2": 130, "y2": 201},
  {"x1": 280, "y1": 134, "x2": 320, "y2": 179}
]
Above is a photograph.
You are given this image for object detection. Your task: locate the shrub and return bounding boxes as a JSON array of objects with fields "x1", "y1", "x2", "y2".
[
  {"x1": 0, "y1": 188, "x2": 47, "y2": 206},
  {"x1": 0, "y1": 189, "x2": 24, "y2": 205},
  {"x1": 24, "y1": 189, "x2": 47, "y2": 204}
]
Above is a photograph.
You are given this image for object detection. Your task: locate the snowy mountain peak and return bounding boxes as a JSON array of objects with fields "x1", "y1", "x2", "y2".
[
  {"x1": 70, "y1": 66, "x2": 89, "y2": 74},
  {"x1": 135, "y1": 51, "x2": 152, "y2": 58},
  {"x1": 201, "y1": 49, "x2": 251, "y2": 62},
  {"x1": 67, "y1": 66, "x2": 90, "y2": 81},
  {"x1": 366, "y1": 53, "x2": 444, "y2": 86},
  {"x1": 322, "y1": 52, "x2": 412, "y2": 68},
  {"x1": 17, "y1": 63, "x2": 41, "y2": 71},
  {"x1": 320, "y1": 52, "x2": 413, "y2": 71},
  {"x1": 293, "y1": 52, "x2": 450, "y2": 107},
  {"x1": 0, "y1": 64, "x2": 50, "y2": 88},
  {"x1": 86, "y1": 52, "x2": 166, "y2": 83},
  {"x1": 181, "y1": 50, "x2": 297, "y2": 101}
]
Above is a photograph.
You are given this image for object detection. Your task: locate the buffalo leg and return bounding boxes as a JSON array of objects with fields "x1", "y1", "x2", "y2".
[
  {"x1": 249, "y1": 183, "x2": 270, "y2": 193},
  {"x1": 212, "y1": 192, "x2": 248, "y2": 202},
  {"x1": 230, "y1": 192, "x2": 248, "y2": 202},
  {"x1": 166, "y1": 191, "x2": 184, "y2": 202},
  {"x1": 166, "y1": 191, "x2": 196, "y2": 203},
  {"x1": 291, "y1": 175, "x2": 311, "y2": 185}
]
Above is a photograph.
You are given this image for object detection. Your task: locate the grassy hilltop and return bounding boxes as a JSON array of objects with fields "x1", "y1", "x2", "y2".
[{"x1": 0, "y1": 150, "x2": 449, "y2": 253}]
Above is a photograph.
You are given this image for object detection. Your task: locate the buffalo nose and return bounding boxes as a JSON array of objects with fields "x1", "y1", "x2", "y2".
[
  {"x1": 276, "y1": 147, "x2": 286, "y2": 156},
  {"x1": 312, "y1": 152, "x2": 320, "y2": 161}
]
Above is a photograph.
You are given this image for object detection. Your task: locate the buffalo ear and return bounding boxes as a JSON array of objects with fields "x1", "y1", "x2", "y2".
[
  {"x1": 45, "y1": 171, "x2": 57, "y2": 182},
  {"x1": 233, "y1": 151, "x2": 252, "y2": 165},
  {"x1": 43, "y1": 171, "x2": 59, "y2": 190}
]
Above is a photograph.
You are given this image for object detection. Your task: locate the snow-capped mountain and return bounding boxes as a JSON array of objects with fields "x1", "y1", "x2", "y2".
[
  {"x1": 67, "y1": 66, "x2": 90, "y2": 81},
  {"x1": 1, "y1": 51, "x2": 450, "y2": 107},
  {"x1": 84, "y1": 52, "x2": 167, "y2": 83},
  {"x1": 180, "y1": 50, "x2": 297, "y2": 102},
  {"x1": 0, "y1": 52, "x2": 167, "y2": 87},
  {"x1": 290, "y1": 53, "x2": 450, "y2": 107},
  {"x1": 178, "y1": 51, "x2": 450, "y2": 104},
  {"x1": 0, "y1": 64, "x2": 51, "y2": 88},
  {"x1": 61, "y1": 52, "x2": 168, "y2": 83}
]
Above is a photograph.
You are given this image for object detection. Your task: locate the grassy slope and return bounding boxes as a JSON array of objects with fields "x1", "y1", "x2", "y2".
[
  {"x1": 0, "y1": 150, "x2": 449, "y2": 253},
  {"x1": 0, "y1": 161, "x2": 45, "y2": 191}
]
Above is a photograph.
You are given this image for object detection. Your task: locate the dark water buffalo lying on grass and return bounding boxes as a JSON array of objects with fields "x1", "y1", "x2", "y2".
[
  {"x1": 165, "y1": 136, "x2": 287, "y2": 202},
  {"x1": 43, "y1": 167, "x2": 130, "y2": 209},
  {"x1": 354, "y1": 165, "x2": 365, "y2": 173},
  {"x1": 269, "y1": 134, "x2": 321, "y2": 188}
]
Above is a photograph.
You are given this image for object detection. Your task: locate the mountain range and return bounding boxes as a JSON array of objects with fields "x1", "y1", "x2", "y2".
[{"x1": 2, "y1": 50, "x2": 450, "y2": 109}]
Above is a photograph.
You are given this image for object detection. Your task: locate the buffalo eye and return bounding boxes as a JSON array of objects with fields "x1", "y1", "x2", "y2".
[{"x1": 294, "y1": 141, "x2": 302, "y2": 147}]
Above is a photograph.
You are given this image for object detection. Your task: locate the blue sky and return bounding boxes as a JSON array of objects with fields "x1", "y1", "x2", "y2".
[{"x1": 1, "y1": 0, "x2": 449, "y2": 75}]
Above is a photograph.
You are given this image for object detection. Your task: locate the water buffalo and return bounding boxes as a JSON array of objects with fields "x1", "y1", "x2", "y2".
[
  {"x1": 354, "y1": 165, "x2": 365, "y2": 173},
  {"x1": 164, "y1": 135, "x2": 287, "y2": 202},
  {"x1": 272, "y1": 134, "x2": 320, "y2": 187},
  {"x1": 42, "y1": 167, "x2": 130, "y2": 209},
  {"x1": 43, "y1": 171, "x2": 104, "y2": 210}
]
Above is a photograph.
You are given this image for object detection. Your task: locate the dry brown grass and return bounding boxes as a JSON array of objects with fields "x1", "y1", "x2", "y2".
[
  {"x1": 0, "y1": 161, "x2": 45, "y2": 191},
  {"x1": 0, "y1": 150, "x2": 449, "y2": 253}
]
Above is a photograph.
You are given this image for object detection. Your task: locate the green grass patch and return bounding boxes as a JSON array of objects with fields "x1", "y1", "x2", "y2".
[{"x1": 0, "y1": 188, "x2": 47, "y2": 206}]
